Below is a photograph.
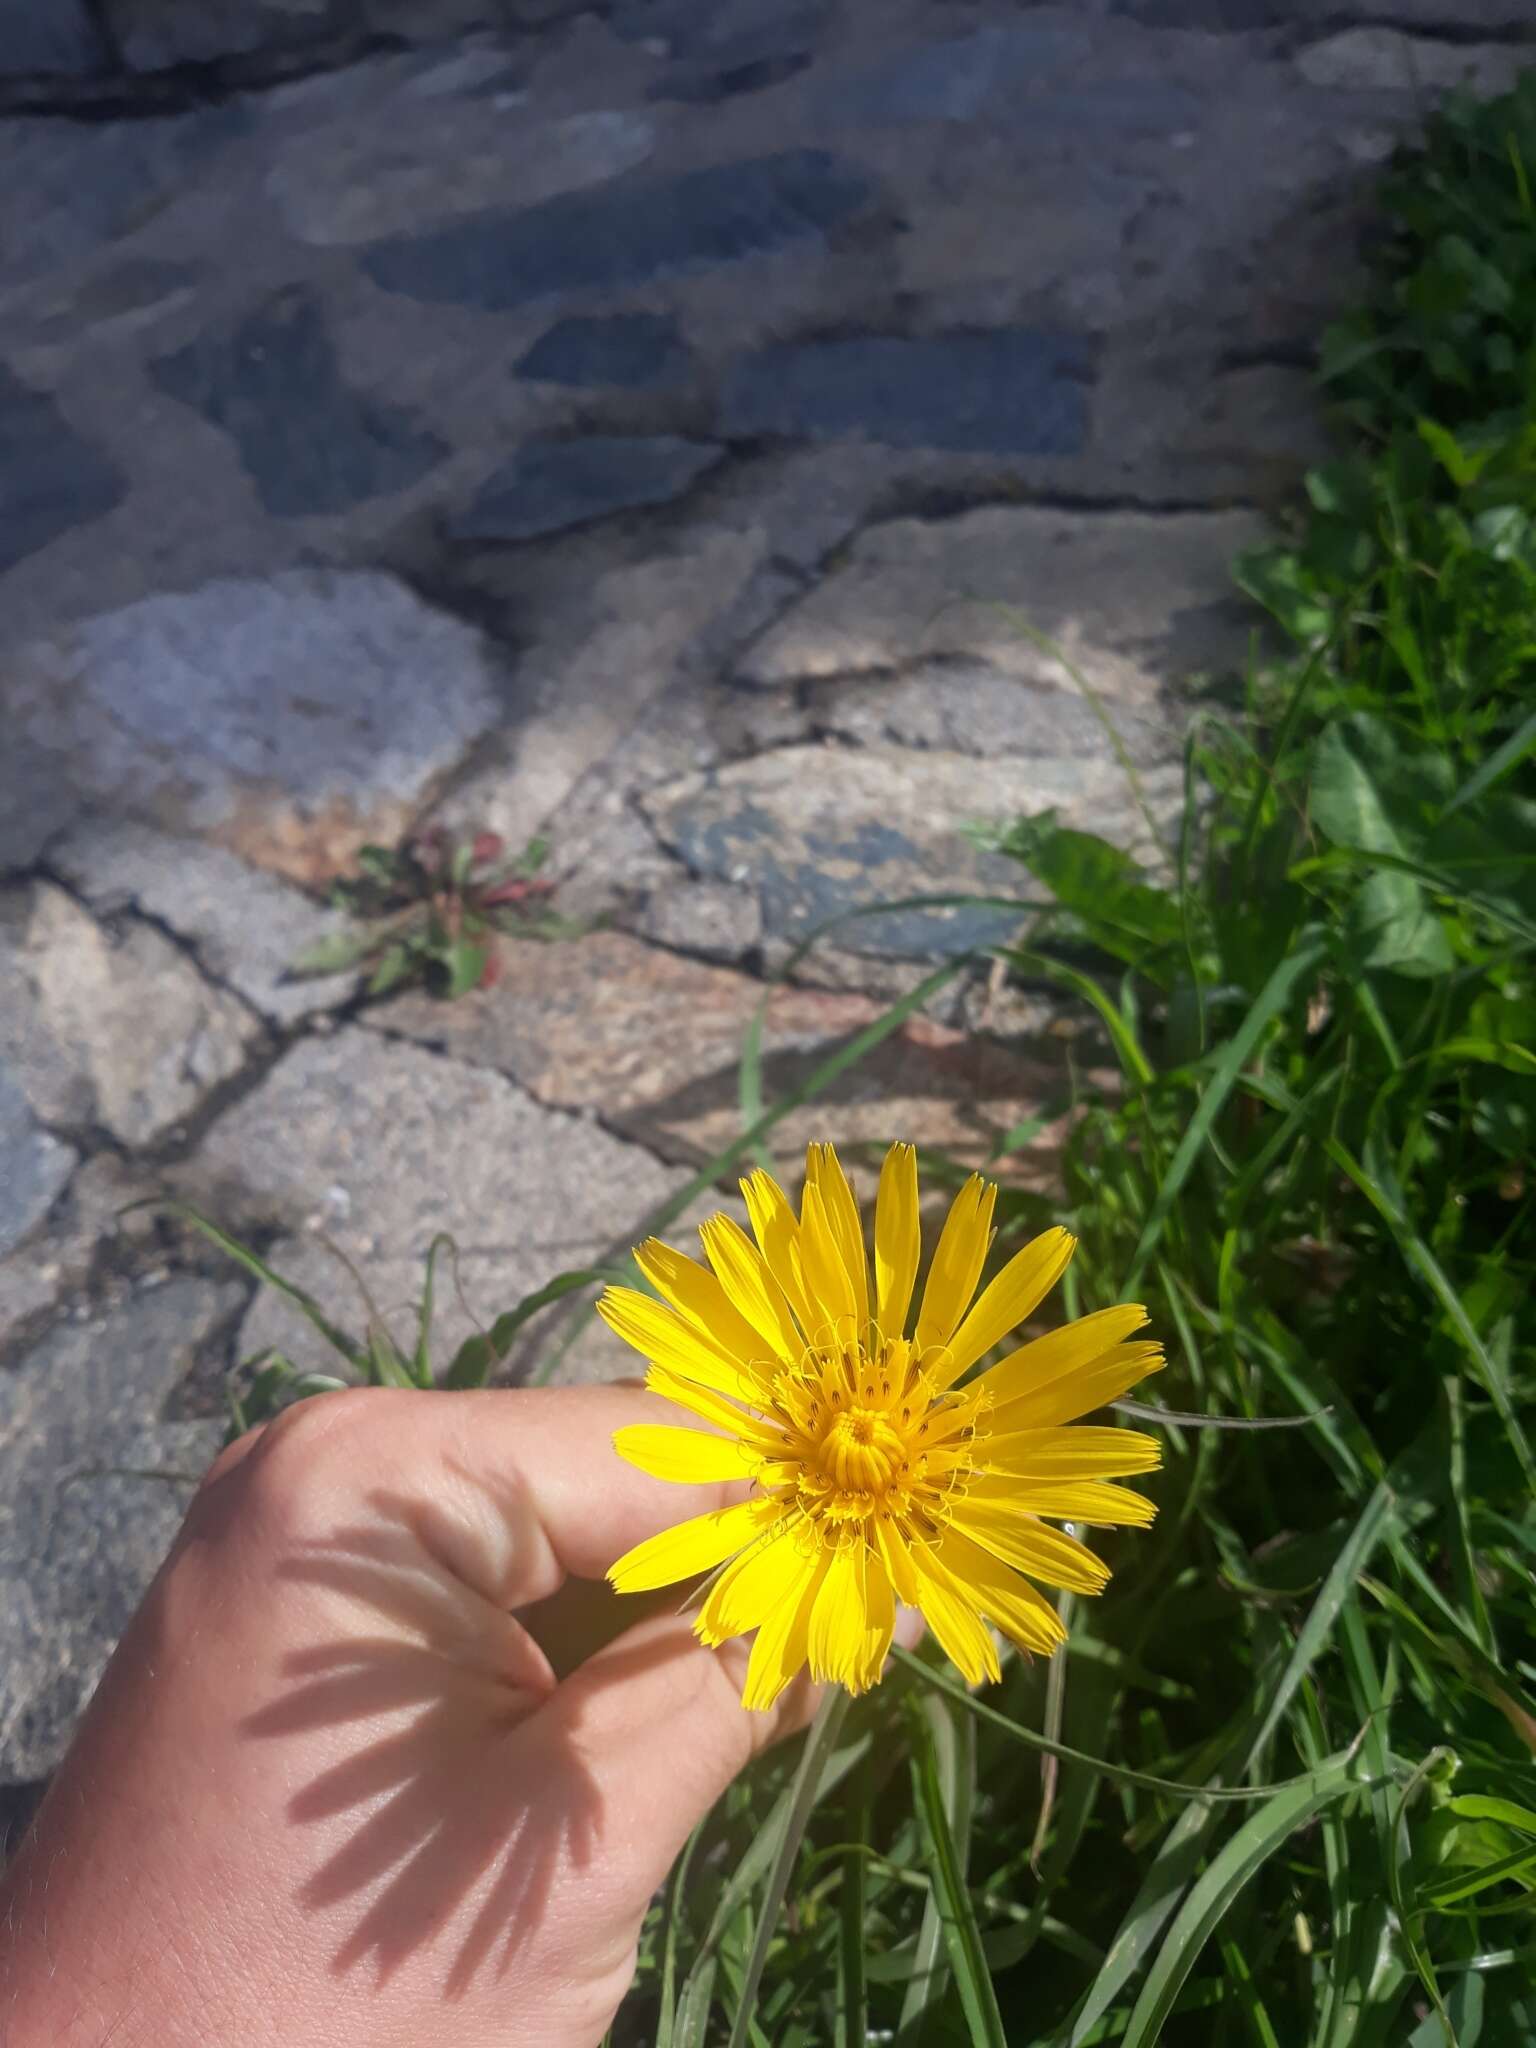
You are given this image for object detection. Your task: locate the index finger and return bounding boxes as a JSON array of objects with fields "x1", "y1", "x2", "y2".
[{"x1": 233, "y1": 1383, "x2": 749, "y2": 1611}]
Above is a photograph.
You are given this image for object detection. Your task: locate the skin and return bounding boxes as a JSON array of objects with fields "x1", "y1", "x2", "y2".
[{"x1": 0, "y1": 1385, "x2": 865, "y2": 2048}]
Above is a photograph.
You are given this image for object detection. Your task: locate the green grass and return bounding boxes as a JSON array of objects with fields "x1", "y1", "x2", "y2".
[
  {"x1": 611, "y1": 73, "x2": 1536, "y2": 2048},
  {"x1": 200, "y1": 72, "x2": 1536, "y2": 2048}
]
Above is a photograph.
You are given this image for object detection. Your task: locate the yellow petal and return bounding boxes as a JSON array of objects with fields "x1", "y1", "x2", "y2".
[
  {"x1": 934, "y1": 1527, "x2": 1067, "y2": 1656},
  {"x1": 808, "y1": 1538, "x2": 864, "y2": 1687},
  {"x1": 697, "y1": 1519, "x2": 812, "y2": 1644},
  {"x1": 597, "y1": 1287, "x2": 761, "y2": 1402},
  {"x1": 739, "y1": 1171, "x2": 818, "y2": 1335},
  {"x1": 634, "y1": 1238, "x2": 771, "y2": 1378},
  {"x1": 742, "y1": 1546, "x2": 828, "y2": 1711},
  {"x1": 974, "y1": 1304, "x2": 1147, "y2": 1397},
  {"x1": 608, "y1": 1497, "x2": 776, "y2": 1593},
  {"x1": 950, "y1": 1497, "x2": 1110, "y2": 1594},
  {"x1": 799, "y1": 1178, "x2": 858, "y2": 1343},
  {"x1": 855, "y1": 1541, "x2": 896, "y2": 1692},
  {"x1": 644, "y1": 1363, "x2": 771, "y2": 1445},
  {"x1": 928, "y1": 1227, "x2": 1076, "y2": 1390},
  {"x1": 700, "y1": 1215, "x2": 804, "y2": 1364},
  {"x1": 873, "y1": 1511, "x2": 922, "y2": 1607},
  {"x1": 874, "y1": 1142, "x2": 920, "y2": 1342},
  {"x1": 807, "y1": 1143, "x2": 869, "y2": 1342},
  {"x1": 914, "y1": 1175, "x2": 997, "y2": 1357},
  {"x1": 613, "y1": 1424, "x2": 760, "y2": 1485},
  {"x1": 977, "y1": 1477, "x2": 1157, "y2": 1527},
  {"x1": 988, "y1": 1341, "x2": 1164, "y2": 1432},
  {"x1": 907, "y1": 1541, "x2": 1001, "y2": 1687},
  {"x1": 985, "y1": 1424, "x2": 1162, "y2": 1481}
]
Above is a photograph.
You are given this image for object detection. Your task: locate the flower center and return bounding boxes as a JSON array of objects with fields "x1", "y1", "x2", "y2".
[{"x1": 819, "y1": 1408, "x2": 907, "y2": 1495}]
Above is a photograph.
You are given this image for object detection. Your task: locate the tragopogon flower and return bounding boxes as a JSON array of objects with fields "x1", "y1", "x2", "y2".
[{"x1": 603, "y1": 1143, "x2": 1162, "y2": 1708}]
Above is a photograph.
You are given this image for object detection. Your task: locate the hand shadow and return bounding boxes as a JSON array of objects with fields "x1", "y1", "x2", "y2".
[{"x1": 240, "y1": 1471, "x2": 684, "y2": 2001}]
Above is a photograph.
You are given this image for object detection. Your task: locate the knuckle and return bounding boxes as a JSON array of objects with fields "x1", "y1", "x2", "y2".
[{"x1": 239, "y1": 1386, "x2": 400, "y2": 1524}]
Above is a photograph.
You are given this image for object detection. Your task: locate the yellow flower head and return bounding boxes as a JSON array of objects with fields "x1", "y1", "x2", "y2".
[{"x1": 603, "y1": 1143, "x2": 1163, "y2": 1710}]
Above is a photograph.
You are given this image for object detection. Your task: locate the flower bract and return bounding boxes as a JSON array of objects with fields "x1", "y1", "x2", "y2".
[{"x1": 604, "y1": 1143, "x2": 1163, "y2": 1709}]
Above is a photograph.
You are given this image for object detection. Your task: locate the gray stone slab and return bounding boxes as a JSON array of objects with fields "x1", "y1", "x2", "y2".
[
  {"x1": 1295, "y1": 31, "x2": 1531, "y2": 98},
  {"x1": 739, "y1": 505, "x2": 1269, "y2": 706},
  {"x1": 0, "y1": 0, "x2": 108, "y2": 74},
  {"x1": 426, "y1": 523, "x2": 768, "y2": 854},
  {"x1": 451, "y1": 436, "x2": 725, "y2": 543},
  {"x1": 180, "y1": 1030, "x2": 683, "y2": 1378},
  {"x1": 814, "y1": 26, "x2": 1093, "y2": 126},
  {"x1": 650, "y1": 49, "x2": 812, "y2": 104},
  {"x1": 720, "y1": 332, "x2": 1093, "y2": 455},
  {"x1": 267, "y1": 103, "x2": 655, "y2": 247},
  {"x1": 615, "y1": 0, "x2": 829, "y2": 63},
  {"x1": 1, "y1": 570, "x2": 506, "y2": 884},
  {"x1": 49, "y1": 820, "x2": 355, "y2": 1026},
  {"x1": 0, "y1": 1068, "x2": 75, "y2": 1262},
  {"x1": 515, "y1": 313, "x2": 692, "y2": 389},
  {"x1": 644, "y1": 0, "x2": 830, "y2": 103},
  {"x1": 1111, "y1": 0, "x2": 1281, "y2": 25},
  {"x1": 0, "y1": 105, "x2": 241, "y2": 297},
  {"x1": 361, "y1": 149, "x2": 877, "y2": 308},
  {"x1": 809, "y1": 660, "x2": 1169, "y2": 762},
  {"x1": 108, "y1": 0, "x2": 341, "y2": 71},
  {"x1": 0, "y1": 883, "x2": 263, "y2": 1150},
  {"x1": 150, "y1": 287, "x2": 446, "y2": 519},
  {"x1": 0, "y1": 1154, "x2": 158, "y2": 1357},
  {"x1": 643, "y1": 743, "x2": 1181, "y2": 966},
  {"x1": 22, "y1": 258, "x2": 201, "y2": 347},
  {"x1": 0, "y1": 1279, "x2": 233, "y2": 1782},
  {"x1": 0, "y1": 368, "x2": 125, "y2": 582},
  {"x1": 1296, "y1": 0, "x2": 1531, "y2": 24}
]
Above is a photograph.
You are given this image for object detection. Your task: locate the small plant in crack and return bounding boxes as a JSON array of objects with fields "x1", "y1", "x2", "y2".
[{"x1": 288, "y1": 829, "x2": 570, "y2": 999}]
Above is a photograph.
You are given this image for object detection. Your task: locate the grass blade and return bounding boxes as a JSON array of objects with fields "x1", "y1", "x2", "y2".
[
  {"x1": 1118, "y1": 1753, "x2": 1362, "y2": 2048},
  {"x1": 725, "y1": 1691, "x2": 851, "y2": 2048},
  {"x1": 1123, "y1": 931, "x2": 1330, "y2": 1290},
  {"x1": 905, "y1": 1693, "x2": 1006, "y2": 2048}
]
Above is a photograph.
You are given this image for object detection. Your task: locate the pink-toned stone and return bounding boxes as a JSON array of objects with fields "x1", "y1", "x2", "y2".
[{"x1": 374, "y1": 930, "x2": 1069, "y2": 1183}]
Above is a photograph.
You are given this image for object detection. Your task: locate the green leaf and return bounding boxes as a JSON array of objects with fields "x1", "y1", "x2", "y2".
[
  {"x1": 1234, "y1": 546, "x2": 1333, "y2": 642},
  {"x1": 1118, "y1": 1754, "x2": 1363, "y2": 2048},
  {"x1": 1344, "y1": 870, "x2": 1455, "y2": 975},
  {"x1": 367, "y1": 943, "x2": 416, "y2": 996},
  {"x1": 990, "y1": 815, "x2": 1183, "y2": 965},
  {"x1": 287, "y1": 925, "x2": 382, "y2": 976},
  {"x1": 1309, "y1": 721, "x2": 1411, "y2": 858},
  {"x1": 442, "y1": 938, "x2": 487, "y2": 999},
  {"x1": 1417, "y1": 416, "x2": 1490, "y2": 488}
]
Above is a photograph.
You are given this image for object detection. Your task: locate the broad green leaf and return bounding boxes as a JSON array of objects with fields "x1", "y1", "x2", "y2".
[
  {"x1": 1310, "y1": 722, "x2": 1411, "y2": 858},
  {"x1": 1344, "y1": 870, "x2": 1455, "y2": 975},
  {"x1": 990, "y1": 815, "x2": 1183, "y2": 963},
  {"x1": 442, "y1": 938, "x2": 487, "y2": 998}
]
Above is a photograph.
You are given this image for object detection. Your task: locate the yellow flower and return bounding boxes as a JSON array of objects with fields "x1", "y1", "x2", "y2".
[{"x1": 604, "y1": 1142, "x2": 1163, "y2": 1710}]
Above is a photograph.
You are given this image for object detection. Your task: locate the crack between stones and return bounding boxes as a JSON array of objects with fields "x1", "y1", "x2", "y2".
[
  {"x1": 37, "y1": 860, "x2": 277, "y2": 1034},
  {"x1": 0, "y1": 27, "x2": 416, "y2": 120}
]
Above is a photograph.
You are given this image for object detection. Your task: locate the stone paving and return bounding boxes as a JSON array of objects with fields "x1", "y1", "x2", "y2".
[{"x1": 2, "y1": 0, "x2": 1531, "y2": 1806}]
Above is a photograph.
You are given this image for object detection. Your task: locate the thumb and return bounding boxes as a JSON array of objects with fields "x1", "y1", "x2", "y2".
[
  {"x1": 534, "y1": 1609, "x2": 819, "y2": 1921},
  {"x1": 533, "y1": 1601, "x2": 926, "y2": 1930}
]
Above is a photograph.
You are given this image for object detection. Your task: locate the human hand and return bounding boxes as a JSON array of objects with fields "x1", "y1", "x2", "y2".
[{"x1": 0, "y1": 1385, "x2": 831, "y2": 2047}]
